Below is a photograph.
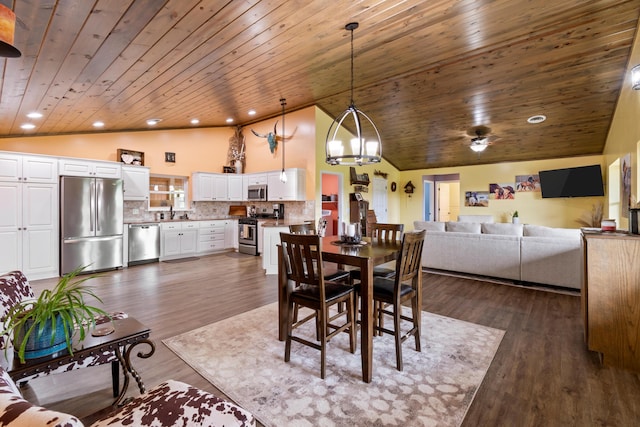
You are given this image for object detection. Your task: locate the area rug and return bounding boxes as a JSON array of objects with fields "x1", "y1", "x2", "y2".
[{"x1": 163, "y1": 303, "x2": 504, "y2": 427}]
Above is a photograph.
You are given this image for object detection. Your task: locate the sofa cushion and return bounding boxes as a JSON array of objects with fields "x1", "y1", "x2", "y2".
[
  {"x1": 413, "y1": 220, "x2": 445, "y2": 232},
  {"x1": 523, "y1": 224, "x2": 580, "y2": 239},
  {"x1": 520, "y1": 237, "x2": 582, "y2": 289},
  {"x1": 482, "y1": 223, "x2": 524, "y2": 236},
  {"x1": 446, "y1": 221, "x2": 481, "y2": 233},
  {"x1": 458, "y1": 215, "x2": 494, "y2": 223}
]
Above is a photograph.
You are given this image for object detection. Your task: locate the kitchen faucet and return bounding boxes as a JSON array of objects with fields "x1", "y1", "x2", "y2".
[{"x1": 170, "y1": 205, "x2": 175, "y2": 220}]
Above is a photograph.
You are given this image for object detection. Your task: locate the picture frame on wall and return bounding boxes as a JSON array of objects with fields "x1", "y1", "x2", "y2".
[
  {"x1": 515, "y1": 174, "x2": 540, "y2": 192},
  {"x1": 117, "y1": 149, "x2": 144, "y2": 166}
]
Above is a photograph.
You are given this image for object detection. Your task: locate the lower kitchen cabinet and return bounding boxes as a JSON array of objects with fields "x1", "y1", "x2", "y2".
[
  {"x1": 224, "y1": 219, "x2": 238, "y2": 249},
  {"x1": 160, "y1": 222, "x2": 197, "y2": 260},
  {"x1": 198, "y1": 221, "x2": 226, "y2": 253},
  {"x1": 262, "y1": 225, "x2": 288, "y2": 274},
  {"x1": 0, "y1": 181, "x2": 58, "y2": 280}
]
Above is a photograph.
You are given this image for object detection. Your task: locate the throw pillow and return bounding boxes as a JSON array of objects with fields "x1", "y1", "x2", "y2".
[
  {"x1": 413, "y1": 220, "x2": 445, "y2": 232},
  {"x1": 482, "y1": 223, "x2": 524, "y2": 236},
  {"x1": 446, "y1": 221, "x2": 481, "y2": 233},
  {"x1": 523, "y1": 224, "x2": 580, "y2": 238}
]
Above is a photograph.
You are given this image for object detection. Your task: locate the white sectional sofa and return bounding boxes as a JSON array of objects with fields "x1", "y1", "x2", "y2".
[{"x1": 413, "y1": 220, "x2": 583, "y2": 290}]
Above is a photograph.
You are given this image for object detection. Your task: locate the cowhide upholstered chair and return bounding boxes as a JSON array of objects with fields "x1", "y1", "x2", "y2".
[
  {"x1": 0, "y1": 365, "x2": 255, "y2": 426},
  {"x1": 0, "y1": 271, "x2": 124, "y2": 394}
]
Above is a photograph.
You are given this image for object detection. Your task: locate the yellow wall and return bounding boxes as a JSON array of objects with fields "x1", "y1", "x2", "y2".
[
  {"x1": 397, "y1": 155, "x2": 605, "y2": 228},
  {"x1": 602, "y1": 18, "x2": 640, "y2": 231}
]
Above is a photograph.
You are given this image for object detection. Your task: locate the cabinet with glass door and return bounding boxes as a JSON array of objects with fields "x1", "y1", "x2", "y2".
[{"x1": 149, "y1": 174, "x2": 189, "y2": 211}]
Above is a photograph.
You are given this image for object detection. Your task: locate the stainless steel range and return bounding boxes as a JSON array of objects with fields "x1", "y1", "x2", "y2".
[{"x1": 238, "y1": 217, "x2": 259, "y2": 255}]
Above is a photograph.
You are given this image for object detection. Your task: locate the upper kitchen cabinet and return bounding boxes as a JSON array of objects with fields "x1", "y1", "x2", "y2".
[
  {"x1": 267, "y1": 168, "x2": 306, "y2": 201},
  {"x1": 0, "y1": 152, "x2": 58, "y2": 183},
  {"x1": 59, "y1": 158, "x2": 122, "y2": 178},
  {"x1": 242, "y1": 173, "x2": 267, "y2": 199},
  {"x1": 122, "y1": 165, "x2": 150, "y2": 201},
  {"x1": 149, "y1": 175, "x2": 188, "y2": 210},
  {"x1": 228, "y1": 175, "x2": 243, "y2": 201},
  {"x1": 192, "y1": 172, "x2": 228, "y2": 201}
]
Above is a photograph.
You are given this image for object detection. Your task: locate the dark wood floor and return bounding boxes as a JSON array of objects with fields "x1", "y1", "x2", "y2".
[{"x1": 24, "y1": 253, "x2": 640, "y2": 426}]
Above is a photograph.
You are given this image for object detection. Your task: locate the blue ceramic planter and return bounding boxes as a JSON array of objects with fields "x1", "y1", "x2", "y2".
[{"x1": 16, "y1": 315, "x2": 71, "y2": 360}]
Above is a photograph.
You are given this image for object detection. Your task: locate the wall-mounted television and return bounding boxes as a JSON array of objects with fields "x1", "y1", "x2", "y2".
[{"x1": 538, "y1": 165, "x2": 604, "y2": 198}]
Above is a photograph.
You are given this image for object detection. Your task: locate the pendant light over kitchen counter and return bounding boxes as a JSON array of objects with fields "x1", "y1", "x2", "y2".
[{"x1": 279, "y1": 98, "x2": 287, "y2": 183}]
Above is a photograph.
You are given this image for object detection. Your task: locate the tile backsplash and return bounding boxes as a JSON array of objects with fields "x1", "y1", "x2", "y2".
[{"x1": 124, "y1": 200, "x2": 315, "y2": 223}]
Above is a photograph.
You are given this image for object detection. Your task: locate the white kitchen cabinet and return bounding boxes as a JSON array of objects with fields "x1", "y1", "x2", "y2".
[
  {"x1": 224, "y1": 219, "x2": 238, "y2": 249},
  {"x1": 197, "y1": 220, "x2": 226, "y2": 253},
  {"x1": 160, "y1": 222, "x2": 197, "y2": 260},
  {"x1": 267, "y1": 168, "x2": 305, "y2": 201},
  {"x1": 0, "y1": 152, "x2": 58, "y2": 183},
  {"x1": 262, "y1": 224, "x2": 289, "y2": 274},
  {"x1": 122, "y1": 165, "x2": 150, "y2": 201},
  {"x1": 192, "y1": 172, "x2": 229, "y2": 201},
  {"x1": 0, "y1": 181, "x2": 58, "y2": 279},
  {"x1": 228, "y1": 175, "x2": 243, "y2": 201},
  {"x1": 59, "y1": 158, "x2": 122, "y2": 178}
]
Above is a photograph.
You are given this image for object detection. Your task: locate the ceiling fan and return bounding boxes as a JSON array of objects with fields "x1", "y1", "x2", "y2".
[{"x1": 466, "y1": 125, "x2": 496, "y2": 152}]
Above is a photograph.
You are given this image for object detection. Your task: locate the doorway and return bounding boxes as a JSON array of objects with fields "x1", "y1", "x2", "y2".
[
  {"x1": 321, "y1": 172, "x2": 343, "y2": 236},
  {"x1": 372, "y1": 177, "x2": 388, "y2": 223},
  {"x1": 423, "y1": 174, "x2": 460, "y2": 222}
]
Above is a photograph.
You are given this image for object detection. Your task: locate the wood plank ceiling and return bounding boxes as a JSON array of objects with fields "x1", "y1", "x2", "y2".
[{"x1": 1, "y1": 0, "x2": 639, "y2": 171}]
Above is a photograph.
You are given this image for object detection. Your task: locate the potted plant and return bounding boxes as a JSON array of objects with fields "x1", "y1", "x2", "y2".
[
  {"x1": 2, "y1": 266, "x2": 110, "y2": 363},
  {"x1": 512, "y1": 210, "x2": 520, "y2": 224}
]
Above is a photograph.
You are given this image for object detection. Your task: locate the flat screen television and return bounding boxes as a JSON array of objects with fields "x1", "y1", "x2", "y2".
[{"x1": 538, "y1": 165, "x2": 604, "y2": 198}]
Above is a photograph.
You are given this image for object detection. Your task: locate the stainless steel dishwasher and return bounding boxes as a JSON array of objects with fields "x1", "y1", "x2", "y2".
[{"x1": 128, "y1": 224, "x2": 160, "y2": 265}]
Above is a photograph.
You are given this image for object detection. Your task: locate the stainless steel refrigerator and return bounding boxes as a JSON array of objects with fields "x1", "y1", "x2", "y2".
[{"x1": 60, "y1": 176, "x2": 124, "y2": 275}]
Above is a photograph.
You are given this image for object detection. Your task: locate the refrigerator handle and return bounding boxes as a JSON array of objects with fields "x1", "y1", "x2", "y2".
[
  {"x1": 90, "y1": 179, "x2": 96, "y2": 232},
  {"x1": 95, "y1": 179, "x2": 101, "y2": 232}
]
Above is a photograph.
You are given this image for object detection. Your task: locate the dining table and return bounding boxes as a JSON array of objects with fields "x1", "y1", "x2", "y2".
[{"x1": 277, "y1": 235, "x2": 418, "y2": 383}]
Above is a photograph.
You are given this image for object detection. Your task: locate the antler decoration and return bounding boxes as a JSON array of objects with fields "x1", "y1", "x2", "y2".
[{"x1": 251, "y1": 121, "x2": 279, "y2": 154}]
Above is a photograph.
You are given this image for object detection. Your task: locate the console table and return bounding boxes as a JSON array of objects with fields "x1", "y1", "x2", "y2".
[
  {"x1": 582, "y1": 231, "x2": 640, "y2": 372},
  {"x1": 8, "y1": 317, "x2": 155, "y2": 407}
]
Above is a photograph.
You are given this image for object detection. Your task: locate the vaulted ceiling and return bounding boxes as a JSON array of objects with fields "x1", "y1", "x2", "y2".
[{"x1": 1, "y1": 0, "x2": 639, "y2": 171}]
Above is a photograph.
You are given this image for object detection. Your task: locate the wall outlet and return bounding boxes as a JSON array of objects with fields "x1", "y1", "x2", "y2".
[{"x1": 132, "y1": 208, "x2": 139, "y2": 215}]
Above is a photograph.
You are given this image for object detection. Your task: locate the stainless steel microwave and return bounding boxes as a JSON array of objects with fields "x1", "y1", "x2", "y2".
[{"x1": 247, "y1": 184, "x2": 267, "y2": 201}]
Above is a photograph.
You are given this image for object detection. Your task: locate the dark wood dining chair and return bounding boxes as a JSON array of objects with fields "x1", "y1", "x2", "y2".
[
  {"x1": 280, "y1": 232, "x2": 357, "y2": 379},
  {"x1": 288, "y1": 223, "x2": 351, "y2": 283},
  {"x1": 372, "y1": 229, "x2": 426, "y2": 371},
  {"x1": 351, "y1": 223, "x2": 404, "y2": 282}
]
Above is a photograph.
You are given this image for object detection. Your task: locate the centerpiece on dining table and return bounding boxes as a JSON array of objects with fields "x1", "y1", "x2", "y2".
[{"x1": 340, "y1": 222, "x2": 362, "y2": 244}]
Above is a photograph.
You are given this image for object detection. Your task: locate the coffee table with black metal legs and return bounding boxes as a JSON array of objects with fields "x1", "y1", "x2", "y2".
[{"x1": 8, "y1": 317, "x2": 155, "y2": 407}]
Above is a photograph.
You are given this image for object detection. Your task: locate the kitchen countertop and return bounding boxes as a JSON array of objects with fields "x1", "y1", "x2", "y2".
[
  {"x1": 260, "y1": 220, "x2": 313, "y2": 228},
  {"x1": 125, "y1": 217, "x2": 244, "y2": 224}
]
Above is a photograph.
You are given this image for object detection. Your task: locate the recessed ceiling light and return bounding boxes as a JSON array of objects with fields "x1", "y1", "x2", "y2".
[
  {"x1": 146, "y1": 118, "x2": 162, "y2": 126},
  {"x1": 26, "y1": 112, "x2": 43, "y2": 119},
  {"x1": 527, "y1": 114, "x2": 546, "y2": 124},
  {"x1": 93, "y1": 121, "x2": 105, "y2": 128},
  {"x1": 190, "y1": 118, "x2": 200, "y2": 125},
  {"x1": 20, "y1": 123, "x2": 36, "y2": 130},
  {"x1": 226, "y1": 118, "x2": 234, "y2": 123},
  {"x1": 248, "y1": 110, "x2": 256, "y2": 116}
]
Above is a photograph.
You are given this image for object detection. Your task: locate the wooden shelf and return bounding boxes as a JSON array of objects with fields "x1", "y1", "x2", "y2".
[{"x1": 350, "y1": 167, "x2": 370, "y2": 186}]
